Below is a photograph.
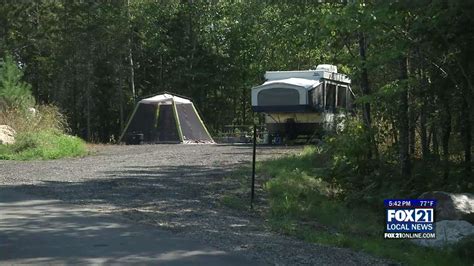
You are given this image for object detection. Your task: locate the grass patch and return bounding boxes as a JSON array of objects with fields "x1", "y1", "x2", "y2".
[
  {"x1": 269, "y1": 218, "x2": 470, "y2": 266},
  {"x1": 221, "y1": 195, "x2": 248, "y2": 211},
  {"x1": 228, "y1": 146, "x2": 473, "y2": 265},
  {"x1": 0, "y1": 130, "x2": 87, "y2": 160},
  {"x1": 220, "y1": 167, "x2": 253, "y2": 210},
  {"x1": 1, "y1": 105, "x2": 87, "y2": 160}
]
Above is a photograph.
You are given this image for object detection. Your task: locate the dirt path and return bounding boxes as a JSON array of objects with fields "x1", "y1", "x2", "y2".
[{"x1": 0, "y1": 144, "x2": 387, "y2": 265}]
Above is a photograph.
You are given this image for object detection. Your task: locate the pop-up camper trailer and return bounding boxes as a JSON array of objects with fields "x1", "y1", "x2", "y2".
[
  {"x1": 251, "y1": 64, "x2": 354, "y2": 140},
  {"x1": 119, "y1": 93, "x2": 214, "y2": 144}
]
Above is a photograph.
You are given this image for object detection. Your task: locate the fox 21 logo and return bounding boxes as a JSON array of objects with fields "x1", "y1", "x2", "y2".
[
  {"x1": 384, "y1": 199, "x2": 436, "y2": 239},
  {"x1": 387, "y1": 209, "x2": 434, "y2": 223}
]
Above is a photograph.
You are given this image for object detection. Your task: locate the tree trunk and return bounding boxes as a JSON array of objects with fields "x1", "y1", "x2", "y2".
[
  {"x1": 431, "y1": 124, "x2": 439, "y2": 160},
  {"x1": 118, "y1": 66, "x2": 124, "y2": 133},
  {"x1": 127, "y1": 0, "x2": 136, "y2": 101},
  {"x1": 86, "y1": 62, "x2": 92, "y2": 142},
  {"x1": 399, "y1": 56, "x2": 411, "y2": 177},
  {"x1": 460, "y1": 48, "x2": 472, "y2": 178},
  {"x1": 392, "y1": 119, "x2": 399, "y2": 145},
  {"x1": 420, "y1": 67, "x2": 430, "y2": 160},
  {"x1": 358, "y1": 31, "x2": 377, "y2": 159},
  {"x1": 420, "y1": 101, "x2": 429, "y2": 160},
  {"x1": 241, "y1": 86, "x2": 247, "y2": 125},
  {"x1": 160, "y1": 54, "x2": 164, "y2": 90},
  {"x1": 72, "y1": 64, "x2": 78, "y2": 135},
  {"x1": 441, "y1": 100, "x2": 451, "y2": 182},
  {"x1": 408, "y1": 99, "x2": 416, "y2": 156},
  {"x1": 460, "y1": 88, "x2": 472, "y2": 177},
  {"x1": 358, "y1": 32, "x2": 371, "y2": 129}
]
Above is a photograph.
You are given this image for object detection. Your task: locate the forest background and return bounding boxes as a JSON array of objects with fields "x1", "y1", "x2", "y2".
[{"x1": 0, "y1": 0, "x2": 472, "y2": 189}]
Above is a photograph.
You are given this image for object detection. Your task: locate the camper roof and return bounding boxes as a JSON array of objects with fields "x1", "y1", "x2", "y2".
[
  {"x1": 264, "y1": 64, "x2": 350, "y2": 84},
  {"x1": 256, "y1": 78, "x2": 320, "y2": 90}
]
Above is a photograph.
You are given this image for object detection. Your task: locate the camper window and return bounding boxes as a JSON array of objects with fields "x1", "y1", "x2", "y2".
[
  {"x1": 311, "y1": 84, "x2": 323, "y2": 109},
  {"x1": 337, "y1": 86, "x2": 347, "y2": 109},
  {"x1": 258, "y1": 88, "x2": 300, "y2": 106},
  {"x1": 325, "y1": 83, "x2": 336, "y2": 110}
]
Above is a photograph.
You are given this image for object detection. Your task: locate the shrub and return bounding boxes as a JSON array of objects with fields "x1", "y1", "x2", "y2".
[
  {"x1": 322, "y1": 118, "x2": 387, "y2": 204},
  {"x1": 0, "y1": 105, "x2": 66, "y2": 134}
]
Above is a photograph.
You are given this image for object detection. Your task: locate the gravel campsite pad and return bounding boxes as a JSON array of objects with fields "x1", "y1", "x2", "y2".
[{"x1": 0, "y1": 144, "x2": 388, "y2": 265}]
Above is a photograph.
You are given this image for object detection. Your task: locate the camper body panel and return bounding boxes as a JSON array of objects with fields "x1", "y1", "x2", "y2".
[{"x1": 263, "y1": 112, "x2": 346, "y2": 137}]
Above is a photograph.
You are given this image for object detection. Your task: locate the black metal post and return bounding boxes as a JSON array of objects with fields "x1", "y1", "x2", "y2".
[{"x1": 251, "y1": 124, "x2": 257, "y2": 209}]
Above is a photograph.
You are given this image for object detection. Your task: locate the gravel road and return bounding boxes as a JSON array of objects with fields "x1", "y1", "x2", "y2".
[{"x1": 0, "y1": 144, "x2": 388, "y2": 265}]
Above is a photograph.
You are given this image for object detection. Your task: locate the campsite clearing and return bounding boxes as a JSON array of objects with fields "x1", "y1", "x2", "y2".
[{"x1": 0, "y1": 144, "x2": 388, "y2": 265}]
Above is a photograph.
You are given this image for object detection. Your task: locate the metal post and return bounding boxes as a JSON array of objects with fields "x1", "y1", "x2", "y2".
[{"x1": 251, "y1": 124, "x2": 257, "y2": 209}]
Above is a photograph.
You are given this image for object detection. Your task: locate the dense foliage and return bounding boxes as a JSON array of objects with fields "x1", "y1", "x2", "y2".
[
  {"x1": 0, "y1": 54, "x2": 34, "y2": 110},
  {"x1": 0, "y1": 1, "x2": 472, "y2": 181},
  {"x1": 255, "y1": 147, "x2": 473, "y2": 265},
  {"x1": 0, "y1": 52, "x2": 86, "y2": 160}
]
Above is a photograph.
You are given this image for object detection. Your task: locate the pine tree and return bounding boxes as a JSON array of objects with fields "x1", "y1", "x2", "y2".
[{"x1": 0, "y1": 54, "x2": 35, "y2": 110}]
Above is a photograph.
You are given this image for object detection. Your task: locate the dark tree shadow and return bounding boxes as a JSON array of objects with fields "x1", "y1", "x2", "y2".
[{"x1": 0, "y1": 186, "x2": 261, "y2": 265}]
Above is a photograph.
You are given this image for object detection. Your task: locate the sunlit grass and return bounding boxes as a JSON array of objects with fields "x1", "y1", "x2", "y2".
[
  {"x1": 0, "y1": 130, "x2": 87, "y2": 160},
  {"x1": 0, "y1": 105, "x2": 87, "y2": 160},
  {"x1": 226, "y1": 146, "x2": 473, "y2": 266}
]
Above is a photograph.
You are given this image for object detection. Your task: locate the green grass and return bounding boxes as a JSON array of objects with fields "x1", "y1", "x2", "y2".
[
  {"x1": 269, "y1": 217, "x2": 470, "y2": 266},
  {"x1": 227, "y1": 146, "x2": 473, "y2": 266},
  {"x1": 0, "y1": 130, "x2": 87, "y2": 160},
  {"x1": 221, "y1": 194, "x2": 248, "y2": 211}
]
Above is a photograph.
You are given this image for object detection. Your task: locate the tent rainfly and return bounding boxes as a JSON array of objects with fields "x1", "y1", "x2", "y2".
[{"x1": 119, "y1": 93, "x2": 214, "y2": 144}]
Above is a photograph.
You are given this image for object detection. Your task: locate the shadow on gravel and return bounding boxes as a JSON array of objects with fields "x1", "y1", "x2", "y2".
[
  {"x1": 2, "y1": 164, "x2": 253, "y2": 233},
  {"x1": 0, "y1": 188, "x2": 256, "y2": 265},
  {"x1": 0, "y1": 145, "x2": 388, "y2": 265},
  {"x1": 1, "y1": 162, "x2": 270, "y2": 263}
]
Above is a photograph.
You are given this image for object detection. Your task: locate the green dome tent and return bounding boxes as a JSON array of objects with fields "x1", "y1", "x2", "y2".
[{"x1": 119, "y1": 93, "x2": 214, "y2": 144}]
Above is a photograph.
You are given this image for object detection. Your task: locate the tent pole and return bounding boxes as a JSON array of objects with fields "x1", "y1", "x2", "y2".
[
  {"x1": 154, "y1": 104, "x2": 161, "y2": 142},
  {"x1": 118, "y1": 103, "x2": 139, "y2": 143},
  {"x1": 251, "y1": 124, "x2": 257, "y2": 209},
  {"x1": 191, "y1": 103, "x2": 214, "y2": 143},
  {"x1": 172, "y1": 99, "x2": 184, "y2": 142}
]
